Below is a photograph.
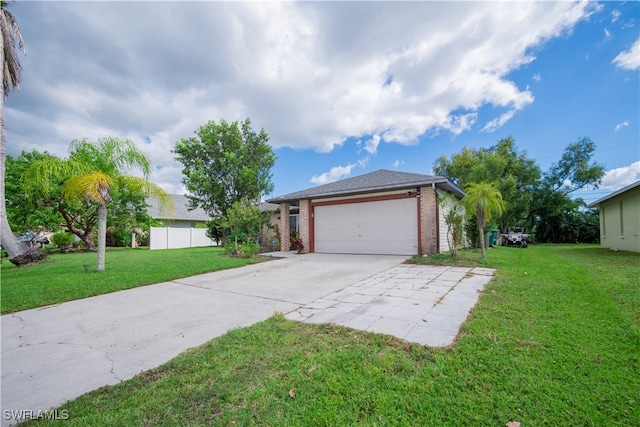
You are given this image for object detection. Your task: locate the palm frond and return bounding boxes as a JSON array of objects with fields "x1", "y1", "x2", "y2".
[
  {"x1": 65, "y1": 172, "x2": 114, "y2": 204},
  {"x1": 1, "y1": 1, "x2": 25, "y2": 99}
]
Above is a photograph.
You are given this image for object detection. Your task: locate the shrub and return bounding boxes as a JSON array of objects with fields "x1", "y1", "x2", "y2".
[
  {"x1": 238, "y1": 240, "x2": 260, "y2": 258},
  {"x1": 51, "y1": 232, "x2": 74, "y2": 251},
  {"x1": 290, "y1": 234, "x2": 304, "y2": 254}
]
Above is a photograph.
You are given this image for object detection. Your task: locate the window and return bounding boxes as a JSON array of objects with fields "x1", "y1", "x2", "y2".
[
  {"x1": 619, "y1": 201, "x2": 624, "y2": 238},
  {"x1": 290, "y1": 214, "x2": 299, "y2": 235}
]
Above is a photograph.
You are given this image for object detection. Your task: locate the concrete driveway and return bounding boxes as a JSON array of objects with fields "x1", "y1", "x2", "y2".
[{"x1": 1, "y1": 253, "x2": 494, "y2": 426}]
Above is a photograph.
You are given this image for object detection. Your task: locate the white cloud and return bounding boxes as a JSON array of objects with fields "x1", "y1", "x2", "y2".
[
  {"x1": 604, "y1": 28, "x2": 612, "y2": 40},
  {"x1": 614, "y1": 120, "x2": 629, "y2": 131},
  {"x1": 310, "y1": 158, "x2": 369, "y2": 185},
  {"x1": 392, "y1": 160, "x2": 404, "y2": 168},
  {"x1": 310, "y1": 163, "x2": 357, "y2": 185},
  {"x1": 610, "y1": 10, "x2": 621, "y2": 23},
  {"x1": 8, "y1": 1, "x2": 597, "y2": 191},
  {"x1": 600, "y1": 162, "x2": 640, "y2": 191},
  {"x1": 533, "y1": 73, "x2": 541, "y2": 81},
  {"x1": 363, "y1": 134, "x2": 381, "y2": 155},
  {"x1": 612, "y1": 39, "x2": 640, "y2": 70}
]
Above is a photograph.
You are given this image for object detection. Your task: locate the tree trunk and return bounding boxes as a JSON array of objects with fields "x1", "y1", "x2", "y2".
[
  {"x1": 59, "y1": 206, "x2": 97, "y2": 251},
  {"x1": 96, "y1": 203, "x2": 107, "y2": 271},
  {"x1": 0, "y1": 35, "x2": 45, "y2": 266},
  {"x1": 479, "y1": 226, "x2": 486, "y2": 259}
]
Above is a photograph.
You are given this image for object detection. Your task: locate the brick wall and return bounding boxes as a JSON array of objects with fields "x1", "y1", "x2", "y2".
[
  {"x1": 419, "y1": 186, "x2": 438, "y2": 255},
  {"x1": 299, "y1": 200, "x2": 310, "y2": 253},
  {"x1": 279, "y1": 202, "x2": 291, "y2": 251}
]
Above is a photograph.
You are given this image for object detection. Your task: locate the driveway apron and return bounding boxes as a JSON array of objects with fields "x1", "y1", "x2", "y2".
[
  {"x1": 1, "y1": 253, "x2": 494, "y2": 426},
  {"x1": 1, "y1": 254, "x2": 404, "y2": 426}
]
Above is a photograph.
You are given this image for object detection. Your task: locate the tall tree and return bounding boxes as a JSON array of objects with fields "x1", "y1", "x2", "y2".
[
  {"x1": 24, "y1": 137, "x2": 172, "y2": 271},
  {"x1": 433, "y1": 136, "x2": 540, "y2": 231},
  {"x1": 0, "y1": 1, "x2": 45, "y2": 265},
  {"x1": 6, "y1": 150, "x2": 62, "y2": 235},
  {"x1": 173, "y1": 118, "x2": 276, "y2": 241},
  {"x1": 530, "y1": 137, "x2": 604, "y2": 242},
  {"x1": 462, "y1": 182, "x2": 505, "y2": 259}
]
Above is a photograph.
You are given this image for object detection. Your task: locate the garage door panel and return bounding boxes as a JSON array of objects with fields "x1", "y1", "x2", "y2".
[{"x1": 314, "y1": 198, "x2": 417, "y2": 255}]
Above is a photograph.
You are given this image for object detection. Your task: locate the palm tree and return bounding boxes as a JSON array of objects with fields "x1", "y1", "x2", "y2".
[
  {"x1": 463, "y1": 182, "x2": 505, "y2": 259},
  {"x1": 0, "y1": 1, "x2": 45, "y2": 265},
  {"x1": 25, "y1": 137, "x2": 172, "y2": 271}
]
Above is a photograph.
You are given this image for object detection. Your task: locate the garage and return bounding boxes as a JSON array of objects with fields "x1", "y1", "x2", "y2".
[
  {"x1": 313, "y1": 198, "x2": 418, "y2": 255},
  {"x1": 267, "y1": 169, "x2": 466, "y2": 256}
]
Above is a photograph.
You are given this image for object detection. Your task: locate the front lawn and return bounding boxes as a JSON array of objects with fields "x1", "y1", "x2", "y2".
[
  {"x1": 1, "y1": 247, "x2": 259, "y2": 314},
  {"x1": 23, "y1": 244, "x2": 639, "y2": 425}
]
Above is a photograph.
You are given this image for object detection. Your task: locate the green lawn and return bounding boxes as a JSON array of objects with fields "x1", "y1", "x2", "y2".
[
  {"x1": 1, "y1": 247, "x2": 258, "y2": 314},
  {"x1": 22, "y1": 244, "x2": 639, "y2": 426}
]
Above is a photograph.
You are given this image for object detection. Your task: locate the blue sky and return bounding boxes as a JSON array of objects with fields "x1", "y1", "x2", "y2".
[{"x1": 6, "y1": 1, "x2": 639, "y2": 206}]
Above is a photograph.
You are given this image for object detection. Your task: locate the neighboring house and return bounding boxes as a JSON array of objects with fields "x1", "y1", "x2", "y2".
[
  {"x1": 266, "y1": 169, "x2": 465, "y2": 256},
  {"x1": 147, "y1": 194, "x2": 210, "y2": 228},
  {"x1": 146, "y1": 194, "x2": 214, "y2": 250},
  {"x1": 587, "y1": 180, "x2": 640, "y2": 253}
]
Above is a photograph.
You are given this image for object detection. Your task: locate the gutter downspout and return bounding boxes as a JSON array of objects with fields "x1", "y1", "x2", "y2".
[{"x1": 433, "y1": 182, "x2": 440, "y2": 254}]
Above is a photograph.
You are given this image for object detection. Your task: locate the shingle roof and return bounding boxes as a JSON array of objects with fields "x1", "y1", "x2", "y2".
[
  {"x1": 147, "y1": 194, "x2": 210, "y2": 221},
  {"x1": 267, "y1": 169, "x2": 465, "y2": 204},
  {"x1": 586, "y1": 180, "x2": 640, "y2": 208}
]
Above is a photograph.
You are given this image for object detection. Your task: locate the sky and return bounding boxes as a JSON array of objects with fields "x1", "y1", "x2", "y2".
[{"x1": 6, "y1": 1, "x2": 639, "y2": 206}]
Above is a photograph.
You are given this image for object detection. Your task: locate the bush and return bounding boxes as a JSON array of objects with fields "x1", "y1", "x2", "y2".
[
  {"x1": 238, "y1": 240, "x2": 260, "y2": 258},
  {"x1": 51, "y1": 232, "x2": 74, "y2": 251},
  {"x1": 290, "y1": 234, "x2": 304, "y2": 254}
]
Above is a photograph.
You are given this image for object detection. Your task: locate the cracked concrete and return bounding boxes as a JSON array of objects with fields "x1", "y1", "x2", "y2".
[
  {"x1": 1, "y1": 254, "x2": 494, "y2": 426},
  {"x1": 285, "y1": 264, "x2": 495, "y2": 347},
  {"x1": 1, "y1": 253, "x2": 405, "y2": 426}
]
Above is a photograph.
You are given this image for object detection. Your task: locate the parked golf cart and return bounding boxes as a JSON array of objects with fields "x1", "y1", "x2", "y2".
[{"x1": 500, "y1": 227, "x2": 529, "y2": 248}]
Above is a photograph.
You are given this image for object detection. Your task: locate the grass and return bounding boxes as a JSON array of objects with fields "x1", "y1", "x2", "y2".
[
  {"x1": 22, "y1": 244, "x2": 639, "y2": 426},
  {"x1": 1, "y1": 247, "x2": 259, "y2": 314}
]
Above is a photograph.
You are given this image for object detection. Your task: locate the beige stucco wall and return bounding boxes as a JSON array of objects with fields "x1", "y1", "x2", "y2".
[{"x1": 598, "y1": 185, "x2": 640, "y2": 253}]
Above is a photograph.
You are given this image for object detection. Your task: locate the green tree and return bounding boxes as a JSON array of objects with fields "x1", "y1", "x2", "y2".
[
  {"x1": 531, "y1": 137, "x2": 604, "y2": 242},
  {"x1": 24, "y1": 137, "x2": 172, "y2": 271},
  {"x1": 105, "y1": 180, "x2": 157, "y2": 247},
  {"x1": 6, "y1": 150, "x2": 62, "y2": 235},
  {"x1": 15, "y1": 150, "x2": 152, "y2": 251},
  {"x1": 462, "y1": 182, "x2": 505, "y2": 259},
  {"x1": 217, "y1": 198, "x2": 269, "y2": 256},
  {"x1": 433, "y1": 136, "x2": 540, "y2": 232},
  {"x1": 173, "y1": 118, "x2": 276, "y2": 241},
  {"x1": 0, "y1": 1, "x2": 46, "y2": 265},
  {"x1": 438, "y1": 192, "x2": 466, "y2": 259}
]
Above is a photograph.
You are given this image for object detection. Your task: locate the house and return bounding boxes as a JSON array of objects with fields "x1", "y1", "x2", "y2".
[
  {"x1": 146, "y1": 194, "x2": 214, "y2": 250},
  {"x1": 586, "y1": 180, "x2": 640, "y2": 253},
  {"x1": 266, "y1": 169, "x2": 465, "y2": 255},
  {"x1": 146, "y1": 194, "x2": 210, "y2": 228}
]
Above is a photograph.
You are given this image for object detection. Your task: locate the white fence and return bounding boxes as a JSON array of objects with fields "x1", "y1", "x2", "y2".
[{"x1": 149, "y1": 227, "x2": 216, "y2": 250}]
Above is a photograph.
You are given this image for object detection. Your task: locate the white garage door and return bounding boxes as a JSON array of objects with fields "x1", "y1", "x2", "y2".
[{"x1": 314, "y1": 198, "x2": 418, "y2": 255}]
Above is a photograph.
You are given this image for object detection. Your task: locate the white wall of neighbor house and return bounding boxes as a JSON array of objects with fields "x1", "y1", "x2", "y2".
[
  {"x1": 149, "y1": 227, "x2": 216, "y2": 250},
  {"x1": 598, "y1": 186, "x2": 640, "y2": 253}
]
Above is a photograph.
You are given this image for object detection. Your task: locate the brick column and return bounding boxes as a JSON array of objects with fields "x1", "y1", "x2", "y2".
[
  {"x1": 280, "y1": 203, "x2": 291, "y2": 251},
  {"x1": 299, "y1": 200, "x2": 310, "y2": 253},
  {"x1": 419, "y1": 186, "x2": 438, "y2": 255}
]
